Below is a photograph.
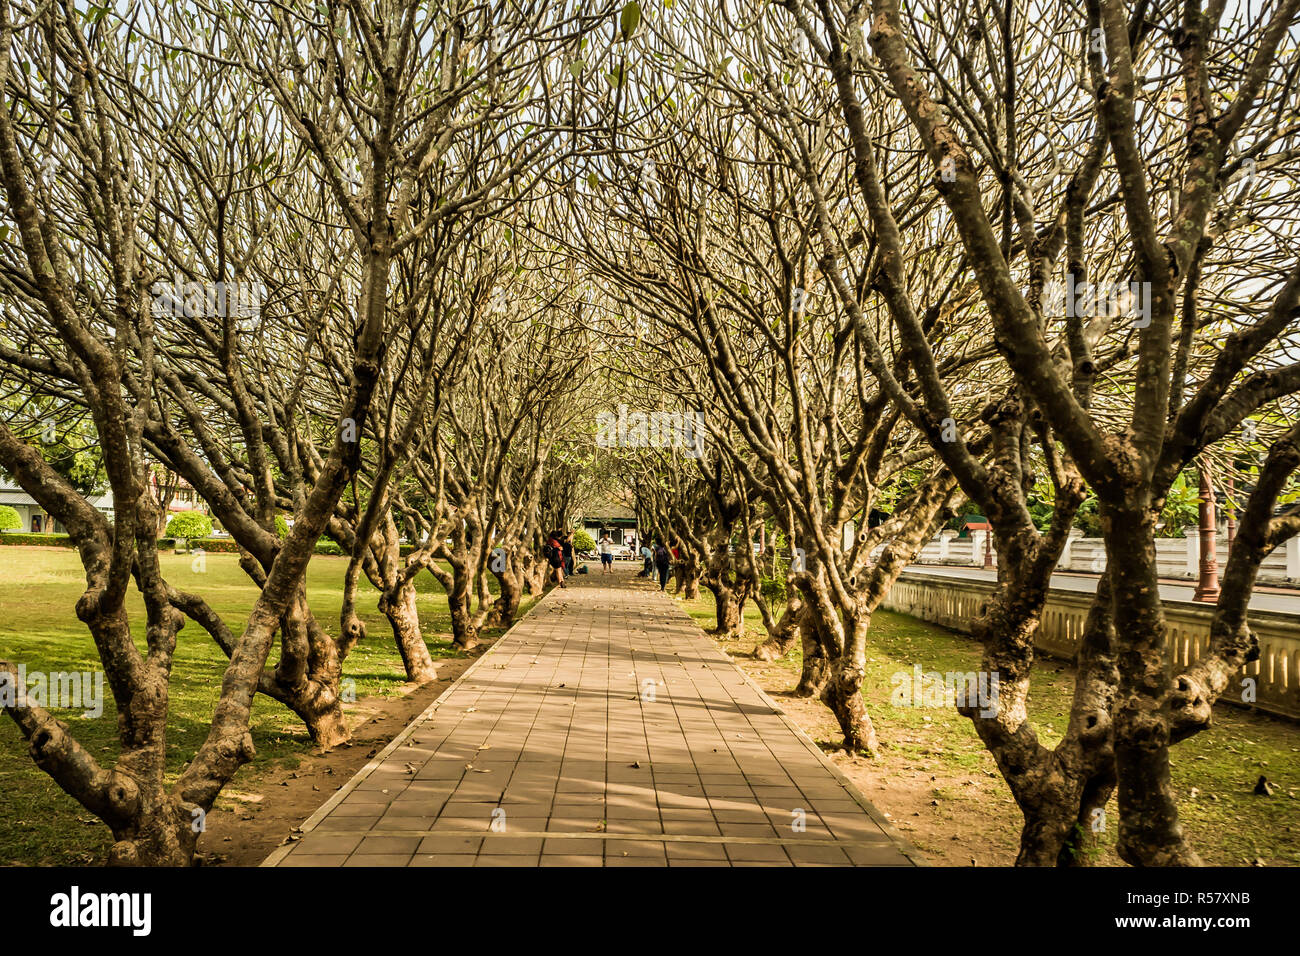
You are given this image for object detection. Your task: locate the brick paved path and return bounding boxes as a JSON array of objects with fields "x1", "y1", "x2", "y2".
[{"x1": 264, "y1": 567, "x2": 920, "y2": 867}]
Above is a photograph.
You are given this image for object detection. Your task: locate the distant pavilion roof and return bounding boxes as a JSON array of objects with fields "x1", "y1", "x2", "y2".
[{"x1": 580, "y1": 500, "x2": 636, "y2": 521}]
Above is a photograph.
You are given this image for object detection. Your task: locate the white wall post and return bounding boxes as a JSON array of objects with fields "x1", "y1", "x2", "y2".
[
  {"x1": 939, "y1": 529, "x2": 957, "y2": 563},
  {"x1": 1062, "y1": 528, "x2": 1084, "y2": 571}
]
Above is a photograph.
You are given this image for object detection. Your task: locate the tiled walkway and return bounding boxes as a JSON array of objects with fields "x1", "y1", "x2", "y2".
[{"x1": 264, "y1": 567, "x2": 920, "y2": 867}]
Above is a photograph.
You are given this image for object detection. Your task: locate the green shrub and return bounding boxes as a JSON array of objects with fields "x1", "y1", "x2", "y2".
[
  {"x1": 0, "y1": 532, "x2": 76, "y2": 547},
  {"x1": 0, "y1": 505, "x2": 20, "y2": 531},
  {"x1": 0, "y1": 529, "x2": 344, "y2": 558},
  {"x1": 572, "y1": 529, "x2": 596, "y2": 552},
  {"x1": 187, "y1": 536, "x2": 343, "y2": 556},
  {"x1": 187, "y1": 537, "x2": 241, "y2": 553},
  {"x1": 165, "y1": 510, "x2": 213, "y2": 540},
  {"x1": 275, "y1": 514, "x2": 290, "y2": 538}
]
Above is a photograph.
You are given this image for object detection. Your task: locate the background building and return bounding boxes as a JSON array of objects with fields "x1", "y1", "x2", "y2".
[
  {"x1": 576, "y1": 501, "x2": 639, "y2": 555},
  {"x1": 0, "y1": 467, "x2": 205, "y2": 534},
  {"x1": 0, "y1": 483, "x2": 114, "y2": 533}
]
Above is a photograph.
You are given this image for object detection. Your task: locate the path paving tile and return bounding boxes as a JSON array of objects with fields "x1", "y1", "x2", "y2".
[{"x1": 264, "y1": 567, "x2": 921, "y2": 867}]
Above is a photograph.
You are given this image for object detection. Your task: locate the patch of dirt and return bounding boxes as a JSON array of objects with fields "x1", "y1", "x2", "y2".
[
  {"x1": 199, "y1": 640, "x2": 497, "y2": 866},
  {"x1": 715, "y1": 636, "x2": 1023, "y2": 867}
]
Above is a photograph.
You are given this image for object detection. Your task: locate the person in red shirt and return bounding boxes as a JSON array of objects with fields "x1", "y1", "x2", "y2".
[{"x1": 544, "y1": 530, "x2": 566, "y2": 588}]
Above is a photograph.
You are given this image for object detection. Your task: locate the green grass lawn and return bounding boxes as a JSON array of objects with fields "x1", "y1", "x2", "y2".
[
  {"x1": 680, "y1": 593, "x2": 1300, "y2": 866},
  {"x1": 0, "y1": 547, "x2": 524, "y2": 866}
]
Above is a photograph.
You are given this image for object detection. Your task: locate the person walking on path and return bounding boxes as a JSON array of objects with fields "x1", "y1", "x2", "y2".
[
  {"x1": 545, "y1": 529, "x2": 567, "y2": 588},
  {"x1": 598, "y1": 532, "x2": 615, "y2": 573},
  {"x1": 562, "y1": 529, "x2": 575, "y2": 576},
  {"x1": 639, "y1": 544, "x2": 654, "y2": 577},
  {"x1": 653, "y1": 540, "x2": 672, "y2": 591}
]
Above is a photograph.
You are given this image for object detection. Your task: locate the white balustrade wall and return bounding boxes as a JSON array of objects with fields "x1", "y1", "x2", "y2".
[
  {"x1": 913, "y1": 531, "x2": 1300, "y2": 584},
  {"x1": 881, "y1": 570, "x2": 1300, "y2": 720}
]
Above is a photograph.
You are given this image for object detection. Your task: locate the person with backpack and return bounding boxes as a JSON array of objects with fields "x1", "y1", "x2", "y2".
[
  {"x1": 562, "y1": 530, "x2": 575, "y2": 576},
  {"x1": 653, "y1": 540, "x2": 672, "y2": 591},
  {"x1": 544, "y1": 529, "x2": 566, "y2": 588}
]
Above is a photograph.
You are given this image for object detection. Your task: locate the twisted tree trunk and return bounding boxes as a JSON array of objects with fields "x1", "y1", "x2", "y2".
[
  {"x1": 754, "y1": 590, "x2": 802, "y2": 661},
  {"x1": 488, "y1": 553, "x2": 524, "y2": 627},
  {"x1": 792, "y1": 601, "x2": 830, "y2": 698},
  {"x1": 266, "y1": 591, "x2": 352, "y2": 748},
  {"x1": 380, "y1": 577, "x2": 437, "y2": 683}
]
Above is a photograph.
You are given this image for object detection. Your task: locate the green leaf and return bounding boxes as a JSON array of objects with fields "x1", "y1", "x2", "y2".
[
  {"x1": 569, "y1": 59, "x2": 584, "y2": 81},
  {"x1": 588, "y1": 172, "x2": 599, "y2": 190},
  {"x1": 620, "y1": 1, "x2": 641, "y2": 41}
]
